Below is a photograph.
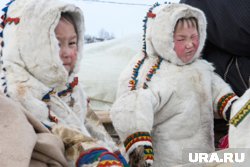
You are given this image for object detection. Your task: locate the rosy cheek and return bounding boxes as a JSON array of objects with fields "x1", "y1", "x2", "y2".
[
  {"x1": 193, "y1": 40, "x2": 199, "y2": 50},
  {"x1": 174, "y1": 42, "x2": 185, "y2": 54},
  {"x1": 70, "y1": 48, "x2": 77, "y2": 59},
  {"x1": 70, "y1": 49, "x2": 78, "y2": 70}
]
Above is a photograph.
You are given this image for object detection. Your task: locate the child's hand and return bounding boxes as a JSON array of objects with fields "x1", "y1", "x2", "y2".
[{"x1": 129, "y1": 145, "x2": 153, "y2": 167}]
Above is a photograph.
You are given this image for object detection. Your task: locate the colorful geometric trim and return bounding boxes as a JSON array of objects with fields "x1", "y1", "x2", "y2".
[
  {"x1": 142, "y1": 2, "x2": 171, "y2": 52},
  {"x1": 129, "y1": 55, "x2": 163, "y2": 91},
  {"x1": 42, "y1": 77, "x2": 78, "y2": 101},
  {"x1": 76, "y1": 147, "x2": 108, "y2": 167},
  {"x1": 97, "y1": 160, "x2": 123, "y2": 167},
  {"x1": 144, "y1": 145, "x2": 154, "y2": 161},
  {"x1": 230, "y1": 99, "x2": 250, "y2": 127},
  {"x1": 124, "y1": 131, "x2": 152, "y2": 152},
  {"x1": 76, "y1": 147, "x2": 127, "y2": 167},
  {"x1": 47, "y1": 105, "x2": 58, "y2": 123},
  {"x1": 217, "y1": 93, "x2": 237, "y2": 120},
  {"x1": 129, "y1": 2, "x2": 171, "y2": 91},
  {"x1": 2, "y1": 16, "x2": 20, "y2": 26},
  {"x1": 58, "y1": 77, "x2": 78, "y2": 97},
  {"x1": 97, "y1": 152, "x2": 123, "y2": 167},
  {"x1": 114, "y1": 150, "x2": 130, "y2": 167},
  {"x1": 143, "y1": 56, "x2": 163, "y2": 89},
  {"x1": 0, "y1": 0, "x2": 18, "y2": 39},
  {"x1": 42, "y1": 89, "x2": 56, "y2": 102},
  {"x1": 0, "y1": 0, "x2": 16, "y2": 29},
  {"x1": 42, "y1": 90, "x2": 58, "y2": 123},
  {"x1": 142, "y1": 2, "x2": 160, "y2": 52},
  {"x1": 41, "y1": 77, "x2": 78, "y2": 123},
  {"x1": 129, "y1": 53, "x2": 147, "y2": 90},
  {"x1": 0, "y1": 0, "x2": 19, "y2": 98}
]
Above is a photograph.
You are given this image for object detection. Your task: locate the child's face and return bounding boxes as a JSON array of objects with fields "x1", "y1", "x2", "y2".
[
  {"x1": 173, "y1": 20, "x2": 199, "y2": 63},
  {"x1": 55, "y1": 18, "x2": 78, "y2": 74}
]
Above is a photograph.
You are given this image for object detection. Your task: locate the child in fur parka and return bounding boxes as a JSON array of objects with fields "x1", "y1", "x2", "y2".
[
  {"x1": 0, "y1": 0, "x2": 128, "y2": 166},
  {"x1": 110, "y1": 3, "x2": 241, "y2": 167}
]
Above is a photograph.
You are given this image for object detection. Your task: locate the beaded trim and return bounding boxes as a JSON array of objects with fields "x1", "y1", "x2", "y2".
[
  {"x1": 124, "y1": 131, "x2": 152, "y2": 152},
  {"x1": 0, "y1": 0, "x2": 19, "y2": 98},
  {"x1": 129, "y1": 55, "x2": 163, "y2": 91},
  {"x1": 1, "y1": 16, "x2": 19, "y2": 26},
  {"x1": 142, "y1": 2, "x2": 160, "y2": 52},
  {"x1": 129, "y1": 53, "x2": 147, "y2": 90},
  {"x1": 217, "y1": 93, "x2": 237, "y2": 120},
  {"x1": 42, "y1": 89, "x2": 56, "y2": 102},
  {"x1": 0, "y1": 0, "x2": 17, "y2": 30},
  {"x1": 42, "y1": 77, "x2": 78, "y2": 123},
  {"x1": 129, "y1": 2, "x2": 170, "y2": 91},
  {"x1": 143, "y1": 56, "x2": 163, "y2": 89},
  {"x1": 41, "y1": 90, "x2": 58, "y2": 123},
  {"x1": 0, "y1": 0, "x2": 20, "y2": 49},
  {"x1": 142, "y1": 2, "x2": 172, "y2": 52},
  {"x1": 230, "y1": 99, "x2": 250, "y2": 127},
  {"x1": 58, "y1": 77, "x2": 78, "y2": 97}
]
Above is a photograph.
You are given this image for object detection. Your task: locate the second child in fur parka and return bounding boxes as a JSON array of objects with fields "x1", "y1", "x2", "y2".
[{"x1": 110, "y1": 3, "x2": 239, "y2": 166}]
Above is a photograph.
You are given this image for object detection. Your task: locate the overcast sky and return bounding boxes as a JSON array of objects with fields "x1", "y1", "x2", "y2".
[
  {"x1": 67, "y1": 0, "x2": 180, "y2": 38},
  {"x1": 1, "y1": 0, "x2": 180, "y2": 38}
]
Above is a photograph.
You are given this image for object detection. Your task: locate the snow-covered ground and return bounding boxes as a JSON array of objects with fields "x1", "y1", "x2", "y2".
[{"x1": 78, "y1": 34, "x2": 141, "y2": 111}]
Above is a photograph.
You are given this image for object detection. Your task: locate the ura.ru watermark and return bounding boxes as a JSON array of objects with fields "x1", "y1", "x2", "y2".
[{"x1": 188, "y1": 152, "x2": 245, "y2": 163}]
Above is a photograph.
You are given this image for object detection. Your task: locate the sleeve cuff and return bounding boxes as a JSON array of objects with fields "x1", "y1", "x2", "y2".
[
  {"x1": 217, "y1": 93, "x2": 238, "y2": 121},
  {"x1": 76, "y1": 147, "x2": 128, "y2": 167},
  {"x1": 124, "y1": 131, "x2": 154, "y2": 163},
  {"x1": 230, "y1": 99, "x2": 250, "y2": 127}
]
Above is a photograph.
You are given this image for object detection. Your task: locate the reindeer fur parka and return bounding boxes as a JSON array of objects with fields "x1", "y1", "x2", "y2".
[{"x1": 111, "y1": 3, "x2": 238, "y2": 166}]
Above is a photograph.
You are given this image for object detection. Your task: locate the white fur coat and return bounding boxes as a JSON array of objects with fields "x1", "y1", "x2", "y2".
[{"x1": 111, "y1": 3, "x2": 237, "y2": 166}]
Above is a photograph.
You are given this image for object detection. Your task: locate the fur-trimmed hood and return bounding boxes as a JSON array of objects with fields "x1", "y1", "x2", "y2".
[
  {"x1": 2, "y1": 0, "x2": 84, "y2": 90},
  {"x1": 145, "y1": 3, "x2": 207, "y2": 65}
]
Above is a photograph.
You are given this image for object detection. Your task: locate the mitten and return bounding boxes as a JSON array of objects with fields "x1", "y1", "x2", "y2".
[{"x1": 124, "y1": 132, "x2": 154, "y2": 167}]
